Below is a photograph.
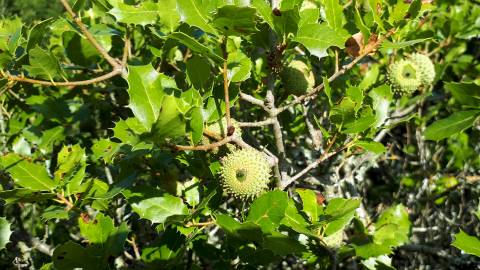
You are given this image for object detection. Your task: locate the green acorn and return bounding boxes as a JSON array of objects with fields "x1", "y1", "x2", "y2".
[
  {"x1": 280, "y1": 60, "x2": 315, "y2": 96},
  {"x1": 220, "y1": 148, "x2": 271, "y2": 199},
  {"x1": 410, "y1": 53, "x2": 435, "y2": 86},
  {"x1": 387, "y1": 59, "x2": 422, "y2": 96}
]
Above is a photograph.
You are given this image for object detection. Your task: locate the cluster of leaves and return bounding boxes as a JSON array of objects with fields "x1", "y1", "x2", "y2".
[{"x1": 0, "y1": 0, "x2": 479, "y2": 269}]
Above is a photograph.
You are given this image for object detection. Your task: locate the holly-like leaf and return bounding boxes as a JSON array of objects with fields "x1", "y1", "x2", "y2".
[
  {"x1": 212, "y1": 5, "x2": 257, "y2": 36},
  {"x1": 424, "y1": 110, "x2": 480, "y2": 141},
  {"x1": 151, "y1": 95, "x2": 186, "y2": 142},
  {"x1": 109, "y1": 0, "x2": 160, "y2": 26},
  {"x1": 374, "y1": 204, "x2": 411, "y2": 247},
  {"x1": 0, "y1": 153, "x2": 56, "y2": 191},
  {"x1": 24, "y1": 46, "x2": 64, "y2": 81},
  {"x1": 131, "y1": 194, "x2": 188, "y2": 224},
  {"x1": 168, "y1": 32, "x2": 224, "y2": 63},
  {"x1": 126, "y1": 65, "x2": 165, "y2": 130},
  {"x1": 324, "y1": 198, "x2": 361, "y2": 236},
  {"x1": 247, "y1": 190, "x2": 289, "y2": 233},
  {"x1": 227, "y1": 51, "x2": 252, "y2": 82},
  {"x1": 177, "y1": 0, "x2": 218, "y2": 34},
  {"x1": 158, "y1": 0, "x2": 180, "y2": 32},
  {"x1": 293, "y1": 23, "x2": 350, "y2": 59},
  {"x1": 55, "y1": 144, "x2": 87, "y2": 195},
  {"x1": 452, "y1": 230, "x2": 480, "y2": 257},
  {"x1": 296, "y1": 189, "x2": 321, "y2": 223},
  {"x1": 323, "y1": 0, "x2": 344, "y2": 30}
]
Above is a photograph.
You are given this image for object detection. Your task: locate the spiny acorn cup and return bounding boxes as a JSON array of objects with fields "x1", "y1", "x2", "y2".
[
  {"x1": 220, "y1": 148, "x2": 271, "y2": 199},
  {"x1": 410, "y1": 53, "x2": 435, "y2": 86},
  {"x1": 387, "y1": 59, "x2": 422, "y2": 96},
  {"x1": 280, "y1": 60, "x2": 315, "y2": 96}
]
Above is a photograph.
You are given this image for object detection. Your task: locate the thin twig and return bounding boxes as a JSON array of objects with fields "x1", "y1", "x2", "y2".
[
  {"x1": 238, "y1": 119, "x2": 274, "y2": 127},
  {"x1": 282, "y1": 136, "x2": 355, "y2": 189},
  {"x1": 239, "y1": 92, "x2": 267, "y2": 109},
  {"x1": 59, "y1": 0, "x2": 122, "y2": 71},
  {"x1": 174, "y1": 136, "x2": 233, "y2": 151},
  {"x1": 221, "y1": 40, "x2": 232, "y2": 135},
  {"x1": 2, "y1": 69, "x2": 122, "y2": 87},
  {"x1": 122, "y1": 27, "x2": 131, "y2": 66}
]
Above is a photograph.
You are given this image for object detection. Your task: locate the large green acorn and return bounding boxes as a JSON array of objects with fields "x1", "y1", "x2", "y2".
[
  {"x1": 387, "y1": 59, "x2": 422, "y2": 96},
  {"x1": 410, "y1": 53, "x2": 435, "y2": 86},
  {"x1": 280, "y1": 60, "x2": 315, "y2": 96},
  {"x1": 220, "y1": 148, "x2": 271, "y2": 199}
]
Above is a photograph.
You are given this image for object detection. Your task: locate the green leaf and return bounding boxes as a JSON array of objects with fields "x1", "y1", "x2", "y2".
[
  {"x1": 452, "y1": 230, "x2": 480, "y2": 257},
  {"x1": 177, "y1": 0, "x2": 218, "y2": 34},
  {"x1": 53, "y1": 241, "x2": 98, "y2": 269},
  {"x1": 0, "y1": 18, "x2": 23, "y2": 53},
  {"x1": 24, "y1": 46, "x2": 64, "y2": 81},
  {"x1": 131, "y1": 194, "x2": 188, "y2": 224},
  {"x1": 367, "y1": 0, "x2": 385, "y2": 31},
  {"x1": 158, "y1": 0, "x2": 180, "y2": 32},
  {"x1": 212, "y1": 5, "x2": 257, "y2": 36},
  {"x1": 263, "y1": 233, "x2": 306, "y2": 256},
  {"x1": 109, "y1": 0, "x2": 159, "y2": 26},
  {"x1": 189, "y1": 107, "x2": 204, "y2": 144},
  {"x1": 354, "y1": 141, "x2": 386, "y2": 154},
  {"x1": 38, "y1": 126, "x2": 65, "y2": 152},
  {"x1": 126, "y1": 65, "x2": 165, "y2": 130},
  {"x1": 424, "y1": 110, "x2": 480, "y2": 141},
  {"x1": 296, "y1": 189, "x2": 321, "y2": 223},
  {"x1": 79, "y1": 213, "x2": 115, "y2": 244},
  {"x1": 27, "y1": 18, "x2": 54, "y2": 50},
  {"x1": 1, "y1": 153, "x2": 56, "y2": 191},
  {"x1": 252, "y1": 0, "x2": 274, "y2": 28},
  {"x1": 273, "y1": 8, "x2": 300, "y2": 38},
  {"x1": 293, "y1": 23, "x2": 350, "y2": 59},
  {"x1": 445, "y1": 82, "x2": 480, "y2": 107},
  {"x1": 374, "y1": 204, "x2": 411, "y2": 247},
  {"x1": 55, "y1": 144, "x2": 87, "y2": 195},
  {"x1": 353, "y1": 242, "x2": 393, "y2": 259},
  {"x1": 151, "y1": 95, "x2": 186, "y2": 142},
  {"x1": 369, "y1": 85, "x2": 392, "y2": 128},
  {"x1": 247, "y1": 190, "x2": 289, "y2": 233},
  {"x1": 186, "y1": 55, "x2": 212, "y2": 90},
  {"x1": 0, "y1": 189, "x2": 55, "y2": 204},
  {"x1": 324, "y1": 198, "x2": 361, "y2": 236},
  {"x1": 0, "y1": 217, "x2": 12, "y2": 250},
  {"x1": 323, "y1": 0, "x2": 344, "y2": 30},
  {"x1": 281, "y1": 199, "x2": 311, "y2": 235},
  {"x1": 41, "y1": 206, "x2": 70, "y2": 221},
  {"x1": 342, "y1": 108, "x2": 376, "y2": 134},
  {"x1": 299, "y1": 8, "x2": 320, "y2": 27},
  {"x1": 227, "y1": 51, "x2": 252, "y2": 82},
  {"x1": 168, "y1": 32, "x2": 224, "y2": 63}
]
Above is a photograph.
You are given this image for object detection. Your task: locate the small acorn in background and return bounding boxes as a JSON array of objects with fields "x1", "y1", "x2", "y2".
[
  {"x1": 280, "y1": 60, "x2": 315, "y2": 96},
  {"x1": 387, "y1": 59, "x2": 422, "y2": 96},
  {"x1": 220, "y1": 148, "x2": 271, "y2": 199},
  {"x1": 387, "y1": 53, "x2": 435, "y2": 96}
]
